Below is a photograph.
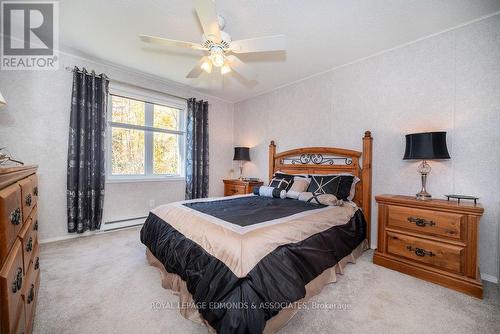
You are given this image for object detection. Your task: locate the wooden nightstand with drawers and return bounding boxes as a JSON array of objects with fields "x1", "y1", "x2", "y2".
[
  {"x1": 223, "y1": 179, "x2": 263, "y2": 196},
  {"x1": 373, "y1": 194, "x2": 484, "y2": 298}
]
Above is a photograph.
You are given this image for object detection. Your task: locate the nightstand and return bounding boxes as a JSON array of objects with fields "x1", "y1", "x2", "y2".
[
  {"x1": 223, "y1": 179, "x2": 263, "y2": 196},
  {"x1": 373, "y1": 194, "x2": 484, "y2": 298}
]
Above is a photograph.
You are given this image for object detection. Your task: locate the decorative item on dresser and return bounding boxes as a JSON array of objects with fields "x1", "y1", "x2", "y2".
[
  {"x1": 373, "y1": 194, "x2": 484, "y2": 298},
  {"x1": 0, "y1": 165, "x2": 40, "y2": 333},
  {"x1": 223, "y1": 179, "x2": 263, "y2": 196},
  {"x1": 403, "y1": 132, "x2": 451, "y2": 200}
]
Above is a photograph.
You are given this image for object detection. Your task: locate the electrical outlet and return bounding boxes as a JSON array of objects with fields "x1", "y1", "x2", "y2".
[{"x1": 149, "y1": 200, "x2": 155, "y2": 209}]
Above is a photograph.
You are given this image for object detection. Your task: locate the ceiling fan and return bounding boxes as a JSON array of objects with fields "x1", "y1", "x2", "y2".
[{"x1": 139, "y1": 0, "x2": 286, "y2": 81}]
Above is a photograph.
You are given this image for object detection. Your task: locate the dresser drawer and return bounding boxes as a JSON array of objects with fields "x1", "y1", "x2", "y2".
[
  {"x1": 29, "y1": 174, "x2": 38, "y2": 204},
  {"x1": 224, "y1": 184, "x2": 246, "y2": 196},
  {"x1": 14, "y1": 302, "x2": 26, "y2": 334},
  {"x1": 19, "y1": 216, "x2": 38, "y2": 274},
  {"x1": 22, "y1": 253, "x2": 40, "y2": 334},
  {"x1": 387, "y1": 205, "x2": 464, "y2": 240},
  {"x1": 19, "y1": 178, "x2": 36, "y2": 223},
  {"x1": 0, "y1": 183, "x2": 23, "y2": 265},
  {"x1": 31, "y1": 205, "x2": 39, "y2": 238},
  {"x1": 387, "y1": 231, "x2": 464, "y2": 273},
  {"x1": 0, "y1": 240, "x2": 25, "y2": 334},
  {"x1": 32, "y1": 241, "x2": 40, "y2": 275}
]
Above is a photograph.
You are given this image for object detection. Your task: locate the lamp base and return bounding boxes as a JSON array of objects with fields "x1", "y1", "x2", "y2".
[
  {"x1": 416, "y1": 161, "x2": 432, "y2": 200},
  {"x1": 238, "y1": 161, "x2": 244, "y2": 180},
  {"x1": 416, "y1": 190, "x2": 432, "y2": 201}
]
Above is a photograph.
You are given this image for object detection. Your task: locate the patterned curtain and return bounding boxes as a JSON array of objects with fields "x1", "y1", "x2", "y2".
[
  {"x1": 185, "y1": 98, "x2": 209, "y2": 199},
  {"x1": 67, "y1": 67, "x2": 109, "y2": 233}
]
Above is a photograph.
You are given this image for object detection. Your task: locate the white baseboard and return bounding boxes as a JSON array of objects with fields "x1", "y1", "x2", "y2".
[
  {"x1": 39, "y1": 231, "x2": 97, "y2": 244},
  {"x1": 481, "y1": 273, "x2": 498, "y2": 284},
  {"x1": 39, "y1": 222, "x2": 145, "y2": 244}
]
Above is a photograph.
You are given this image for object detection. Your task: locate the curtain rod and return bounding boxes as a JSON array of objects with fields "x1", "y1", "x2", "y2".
[{"x1": 64, "y1": 66, "x2": 188, "y2": 101}]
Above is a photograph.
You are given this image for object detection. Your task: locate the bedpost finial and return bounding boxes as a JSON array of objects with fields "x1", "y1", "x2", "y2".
[
  {"x1": 364, "y1": 131, "x2": 372, "y2": 138},
  {"x1": 270, "y1": 140, "x2": 276, "y2": 146}
]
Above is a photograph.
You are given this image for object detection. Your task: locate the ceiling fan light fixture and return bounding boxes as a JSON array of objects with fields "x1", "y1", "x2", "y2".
[
  {"x1": 140, "y1": 0, "x2": 286, "y2": 81},
  {"x1": 209, "y1": 53, "x2": 225, "y2": 67},
  {"x1": 221, "y1": 64, "x2": 231, "y2": 75},
  {"x1": 201, "y1": 60, "x2": 212, "y2": 73}
]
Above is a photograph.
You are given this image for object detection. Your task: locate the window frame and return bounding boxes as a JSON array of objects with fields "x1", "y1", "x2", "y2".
[{"x1": 106, "y1": 84, "x2": 187, "y2": 183}]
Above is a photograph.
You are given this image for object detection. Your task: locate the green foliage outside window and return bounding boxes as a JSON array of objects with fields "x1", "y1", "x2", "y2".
[{"x1": 110, "y1": 95, "x2": 183, "y2": 176}]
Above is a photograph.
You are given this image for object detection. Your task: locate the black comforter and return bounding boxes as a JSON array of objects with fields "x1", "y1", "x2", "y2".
[{"x1": 141, "y1": 196, "x2": 366, "y2": 334}]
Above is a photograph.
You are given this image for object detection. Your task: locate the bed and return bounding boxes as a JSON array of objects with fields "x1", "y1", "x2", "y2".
[{"x1": 140, "y1": 131, "x2": 373, "y2": 334}]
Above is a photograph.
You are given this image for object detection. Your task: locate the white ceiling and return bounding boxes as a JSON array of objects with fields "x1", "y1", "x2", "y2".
[{"x1": 59, "y1": 0, "x2": 500, "y2": 102}]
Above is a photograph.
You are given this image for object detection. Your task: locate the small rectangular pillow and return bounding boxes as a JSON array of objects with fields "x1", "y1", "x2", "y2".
[{"x1": 306, "y1": 174, "x2": 355, "y2": 200}]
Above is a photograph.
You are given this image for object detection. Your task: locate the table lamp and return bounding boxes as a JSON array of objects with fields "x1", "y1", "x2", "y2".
[
  {"x1": 403, "y1": 132, "x2": 450, "y2": 200},
  {"x1": 233, "y1": 147, "x2": 250, "y2": 180}
]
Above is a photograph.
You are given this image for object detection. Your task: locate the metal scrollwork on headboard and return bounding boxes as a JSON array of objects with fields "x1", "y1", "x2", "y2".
[{"x1": 281, "y1": 154, "x2": 353, "y2": 166}]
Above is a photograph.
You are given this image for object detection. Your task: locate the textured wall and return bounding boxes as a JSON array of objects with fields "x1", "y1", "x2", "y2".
[
  {"x1": 0, "y1": 51, "x2": 234, "y2": 241},
  {"x1": 234, "y1": 15, "x2": 500, "y2": 280}
]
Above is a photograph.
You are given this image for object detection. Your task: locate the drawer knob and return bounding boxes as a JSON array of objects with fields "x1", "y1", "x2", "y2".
[
  {"x1": 35, "y1": 257, "x2": 40, "y2": 270},
  {"x1": 26, "y1": 237, "x2": 33, "y2": 252},
  {"x1": 406, "y1": 245, "x2": 435, "y2": 257},
  {"x1": 11, "y1": 268, "x2": 22, "y2": 293},
  {"x1": 33, "y1": 186, "x2": 38, "y2": 196},
  {"x1": 10, "y1": 208, "x2": 21, "y2": 225},
  {"x1": 27, "y1": 284, "x2": 35, "y2": 304},
  {"x1": 407, "y1": 216, "x2": 435, "y2": 227},
  {"x1": 34, "y1": 220, "x2": 39, "y2": 231},
  {"x1": 25, "y1": 194, "x2": 32, "y2": 206}
]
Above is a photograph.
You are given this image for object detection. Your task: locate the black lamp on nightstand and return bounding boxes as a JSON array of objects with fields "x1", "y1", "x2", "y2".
[
  {"x1": 403, "y1": 132, "x2": 450, "y2": 200},
  {"x1": 233, "y1": 147, "x2": 250, "y2": 180}
]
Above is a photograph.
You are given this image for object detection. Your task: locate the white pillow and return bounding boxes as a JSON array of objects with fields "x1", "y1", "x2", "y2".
[
  {"x1": 348, "y1": 175, "x2": 360, "y2": 201},
  {"x1": 286, "y1": 190, "x2": 301, "y2": 199},
  {"x1": 286, "y1": 176, "x2": 311, "y2": 199},
  {"x1": 287, "y1": 177, "x2": 311, "y2": 193},
  {"x1": 258, "y1": 186, "x2": 287, "y2": 199}
]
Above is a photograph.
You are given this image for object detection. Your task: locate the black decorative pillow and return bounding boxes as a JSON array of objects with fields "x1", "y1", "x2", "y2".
[
  {"x1": 268, "y1": 173, "x2": 295, "y2": 190},
  {"x1": 306, "y1": 174, "x2": 355, "y2": 200}
]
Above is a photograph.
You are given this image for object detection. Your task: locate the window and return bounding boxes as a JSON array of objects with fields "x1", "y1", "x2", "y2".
[{"x1": 107, "y1": 87, "x2": 186, "y2": 182}]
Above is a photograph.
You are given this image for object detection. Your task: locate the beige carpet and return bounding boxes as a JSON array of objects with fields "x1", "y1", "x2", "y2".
[{"x1": 34, "y1": 227, "x2": 500, "y2": 334}]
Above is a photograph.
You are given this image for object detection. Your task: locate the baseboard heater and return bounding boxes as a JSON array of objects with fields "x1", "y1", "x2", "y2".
[
  {"x1": 105, "y1": 216, "x2": 148, "y2": 225},
  {"x1": 102, "y1": 216, "x2": 148, "y2": 231}
]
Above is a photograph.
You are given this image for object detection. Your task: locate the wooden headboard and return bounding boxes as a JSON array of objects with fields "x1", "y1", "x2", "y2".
[{"x1": 269, "y1": 131, "x2": 373, "y2": 243}]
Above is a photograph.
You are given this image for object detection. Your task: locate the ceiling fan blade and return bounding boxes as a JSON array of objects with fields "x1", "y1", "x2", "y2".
[
  {"x1": 194, "y1": 0, "x2": 221, "y2": 43},
  {"x1": 226, "y1": 55, "x2": 256, "y2": 80},
  {"x1": 186, "y1": 57, "x2": 209, "y2": 78},
  {"x1": 230, "y1": 35, "x2": 286, "y2": 53},
  {"x1": 139, "y1": 35, "x2": 206, "y2": 50}
]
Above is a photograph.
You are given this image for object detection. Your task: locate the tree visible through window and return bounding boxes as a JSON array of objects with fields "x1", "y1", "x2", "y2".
[{"x1": 108, "y1": 94, "x2": 185, "y2": 179}]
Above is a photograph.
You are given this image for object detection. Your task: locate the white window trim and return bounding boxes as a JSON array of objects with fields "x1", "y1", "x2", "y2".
[{"x1": 106, "y1": 84, "x2": 187, "y2": 183}]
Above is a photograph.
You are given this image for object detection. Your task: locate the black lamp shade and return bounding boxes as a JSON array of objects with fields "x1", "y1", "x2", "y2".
[
  {"x1": 233, "y1": 147, "x2": 250, "y2": 161},
  {"x1": 403, "y1": 132, "x2": 450, "y2": 160}
]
